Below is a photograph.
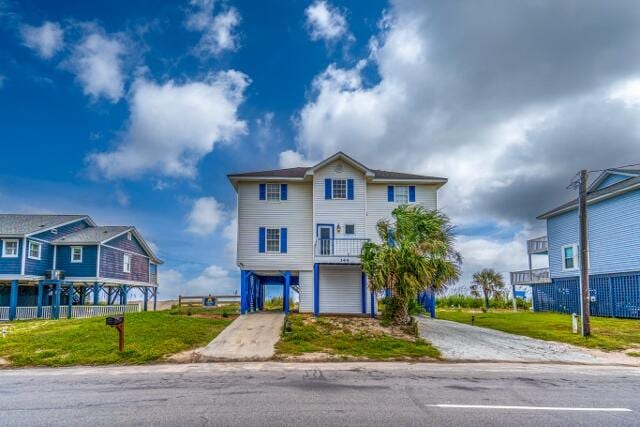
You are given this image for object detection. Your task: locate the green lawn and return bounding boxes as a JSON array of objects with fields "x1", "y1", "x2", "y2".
[
  {"x1": 276, "y1": 314, "x2": 440, "y2": 360},
  {"x1": 437, "y1": 310, "x2": 640, "y2": 352},
  {"x1": 0, "y1": 309, "x2": 235, "y2": 367}
]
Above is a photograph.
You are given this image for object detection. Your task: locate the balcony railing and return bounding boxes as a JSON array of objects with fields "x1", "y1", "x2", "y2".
[
  {"x1": 510, "y1": 267, "x2": 551, "y2": 285},
  {"x1": 315, "y1": 238, "x2": 370, "y2": 257},
  {"x1": 527, "y1": 236, "x2": 548, "y2": 254}
]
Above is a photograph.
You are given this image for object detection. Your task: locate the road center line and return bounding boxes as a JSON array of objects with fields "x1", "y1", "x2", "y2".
[{"x1": 429, "y1": 404, "x2": 632, "y2": 412}]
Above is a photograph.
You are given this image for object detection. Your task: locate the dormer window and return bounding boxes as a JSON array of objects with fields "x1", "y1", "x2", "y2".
[
  {"x1": 266, "y1": 183, "x2": 281, "y2": 201},
  {"x1": 332, "y1": 179, "x2": 347, "y2": 199}
]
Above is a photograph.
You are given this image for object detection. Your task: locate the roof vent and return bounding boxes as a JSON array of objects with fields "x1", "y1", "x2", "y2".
[
  {"x1": 335, "y1": 163, "x2": 344, "y2": 173},
  {"x1": 51, "y1": 228, "x2": 58, "y2": 235}
]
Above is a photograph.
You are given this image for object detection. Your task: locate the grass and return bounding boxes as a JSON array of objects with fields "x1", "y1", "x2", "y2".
[
  {"x1": 437, "y1": 310, "x2": 640, "y2": 352},
  {"x1": 0, "y1": 308, "x2": 236, "y2": 367},
  {"x1": 276, "y1": 314, "x2": 440, "y2": 360}
]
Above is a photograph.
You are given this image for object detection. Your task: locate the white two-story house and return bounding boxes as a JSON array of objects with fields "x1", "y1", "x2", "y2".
[{"x1": 227, "y1": 152, "x2": 447, "y2": 316}]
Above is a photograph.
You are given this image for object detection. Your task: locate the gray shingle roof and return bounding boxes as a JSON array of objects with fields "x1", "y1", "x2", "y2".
[
  {"x1": 0, "y1": 214, "x2": 88, "y2": 236},
  {"x1": 371, "y1": 169, "x2": 447, "y2": 181},
  {"x1": 537, "y1": 175, "x2": 640, "y2": 219},
  {"x1": 52, "y1": 226, "x2": 132, "y2": 244},
  {"x1": 227, "y1": 167, "x2": 446, "y2": 181}
]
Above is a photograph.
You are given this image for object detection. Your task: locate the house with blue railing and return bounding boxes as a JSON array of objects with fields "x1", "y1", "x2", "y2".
[
  {"x1": 510, "y1": 168, "x2": 640, "y2": 318},
  {"x1": 228, "y1": 152, "x2": 447, "y2": 316},
  {"x1": 0, "y1": 214, "x2": 162, "y2": 321}
]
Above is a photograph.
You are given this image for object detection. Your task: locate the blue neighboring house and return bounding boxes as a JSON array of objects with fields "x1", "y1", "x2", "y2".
[
  {"x1": 0, "y1": 214, "x2": 162, "y2": 320},
  {"x1": 510, "y1": 168, "x2": 640, "y2": 319}
]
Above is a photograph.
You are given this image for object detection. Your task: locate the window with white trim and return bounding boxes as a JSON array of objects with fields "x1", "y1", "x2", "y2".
[
  {"x1": 71, "y1": 246, "x2": 83, "y2": 263},
  {"x1": 395, "y1": 186, "x2": 409, "y2": 204},
  {"x1": 266, "y1": 228, "x2": 280, "y2": 253},
  {"x1": 266, "y1": 183, "x2": 280, "y2": 201},
  {"x1": 28, "y1": 241, "x2": 42, "y2": 260},
  {"x1": 332, "y1": 179, "x2": 347, "y2": 199},
  {"x1": 123, "y1": 253, "x2": 132, "y2": 273},
  {"x1": 562, "y1": 244, "x2": 579, "y2": 270},
  {"x1": 2, "y1": 239, "x2": 18, "y2": 258}
]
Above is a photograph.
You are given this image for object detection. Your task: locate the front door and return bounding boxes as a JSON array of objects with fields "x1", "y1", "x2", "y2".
[{"x1": 318, "y1": 225, "x2": 333, "y2": 255}]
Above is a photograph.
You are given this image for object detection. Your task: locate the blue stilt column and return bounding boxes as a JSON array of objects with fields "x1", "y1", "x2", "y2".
[
  {"x1": 385, "y1": 288, "x2": 392, "y2": 298},
  {"x1": 313, "y1": 263, "x2": 320, "y2": 317},
  {"x1": 93, "y1": 282, "x2": 100, "y2": 305},
  {"x1": 370, "y1": 291, "x2": 376, "y2": 318},
  {"x1": 240, "y1": 270, "x2": 248, "y2": 314},
  {"x1": 37, "y1": 281, "x2": 44, "y2": 318},
  {"x1": 8, "y1": 280, "x2": 18, "y2": 321},
  {"x1": 67, "y1": 284, "x2": 73, "y2": 318},
  {"x1": 284, "y1": 271, "x2": 291, "y2": 315},
  {"x1": 143, "y1": 287, "x2": 149, "y2": 311},
  {"x1": 52, "y1": 281, "x2": 61, "y2": 320},
  {"x1": 361, "y1": 272, "x2": 367, "y2": 314}
]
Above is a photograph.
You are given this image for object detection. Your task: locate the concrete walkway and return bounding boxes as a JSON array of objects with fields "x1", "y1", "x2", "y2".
[
  {"x1": 417, "y1": 316, "x2": 611, "y2": 364},
  {"x1": 199, "y1": 312, "x2": 284, "y2": 361}
]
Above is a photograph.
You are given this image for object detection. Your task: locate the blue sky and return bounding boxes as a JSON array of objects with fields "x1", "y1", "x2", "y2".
[{"x1": 2, "y1": 0, "x2": 640, "y2": 298}]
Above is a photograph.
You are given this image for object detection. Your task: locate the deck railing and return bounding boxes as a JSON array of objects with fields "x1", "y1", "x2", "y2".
[
  {"x1": 510, "y1": 267, "x2": 551, "y2": 285},
  {"x1": 315, "y1": 238, "x2": 370, "y2": 257},
  {"x1": 527, "y1": 236, "x2": 548, "y2": 254},
  {"x1": 0, "y1": 304, "x2": 140, "y2": 322}
]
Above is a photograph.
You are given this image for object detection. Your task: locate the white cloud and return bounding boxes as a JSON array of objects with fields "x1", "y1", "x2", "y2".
[
  {"x1": 608, "y1": 77, "x2": 640, "y2": 107},
  {"x1": 305, "y1": 0, "x2": 350, "y2": 42},
  {"x1": 114, "y1": 189, "x2": 129, "y2": 207},
  {"x1": 20, "y1": 21, "x2": 64, "y2": 59},
  {"x1": 159, "y1": 264, "x2": 238, "y2": 299},
  {"x1": 186, "y1": 0, "x2": 241, "y2": 56},
  {"x1": 278, "y1": 150, "x2": 316, "y2": 168},
  {"x1": 186, "y1": 196, "x2": 226, "y2": 235},
  {"x1": 88, "y1": 70, "x2": 249, "y2": 179},
  {"x1": 64, "y1": 27, "x2": 127, "y2": 102}
]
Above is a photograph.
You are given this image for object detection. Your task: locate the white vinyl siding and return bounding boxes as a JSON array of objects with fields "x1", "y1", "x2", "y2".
[
  {"x1": 319, "y1": 265, "x2": 362, "y2": 314},
  {"x1": 298, "y1": 270, "x2": 314, "y2": 313},
  {"x1": 366, "y1": 183, "x2": 438, "y2": 243},
  {"x1": 237, "y1": 182, "x2": 313, "y2": 271},
  {"x1": 314, "y1": 160, "x2": 366, "y2": 245}
]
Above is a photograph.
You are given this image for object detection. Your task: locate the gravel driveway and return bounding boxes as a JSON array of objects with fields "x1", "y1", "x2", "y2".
[{"x1": 417, "y1": 316, "x2": 611, "y2": 364}]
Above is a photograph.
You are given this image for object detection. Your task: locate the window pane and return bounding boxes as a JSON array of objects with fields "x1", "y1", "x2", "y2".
[
  {"x1": 29, "y1": 243, "x2": 40, "y2": 258},
  {"x1": 5, "y1": 241, "x2": 17, "y2": 255},
  {"x1": 72, "y1": 248, "x2": 82, "y2": 261},
  {"x1": 333, "y1": 179, "x2": 347, "y2": 199},
  {"x1": 395, "y1": 186, "x2": 409, "y2": 204},
  {"x1": 345, "y1": 224, "x2": 355, "y2": 235},
  {"x1": 266, "y1": 183, "x2": 280, "y2": 200},
  {"x1": 564, "y1": 247, "x2": 574, "y2": 269},
  {"x1": 266, "y1": 228, "x2": 280, "y2": 252}
]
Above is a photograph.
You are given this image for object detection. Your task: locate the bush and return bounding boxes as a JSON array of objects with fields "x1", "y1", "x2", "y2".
[{"x1": 436, "y1": 295, "x2": 531, "y2": 310}]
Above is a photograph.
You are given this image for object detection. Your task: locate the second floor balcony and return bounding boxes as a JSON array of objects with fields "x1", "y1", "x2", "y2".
[
  {"x1": 527, "y1": 236, "x2": 548, "y2": 255},
  {"x1": 314, "y1": 238, "x2": 369, "y2": 262},
  {"x1": 510, "y1": 267, "x2": 551, "y2": 285}
]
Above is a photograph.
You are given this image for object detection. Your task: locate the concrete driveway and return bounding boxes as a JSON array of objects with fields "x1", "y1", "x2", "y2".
[
  {"x1": 417, "y1": 316, "x2": 612, "y2": 364},
  {"x1": 199, "y1": 312, "x2": 284, "y2": 361}
]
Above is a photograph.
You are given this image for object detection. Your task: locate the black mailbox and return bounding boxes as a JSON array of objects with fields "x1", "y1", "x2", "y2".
[{"x1": 106, "y1": 316, "x2": 124, "y2": 326}]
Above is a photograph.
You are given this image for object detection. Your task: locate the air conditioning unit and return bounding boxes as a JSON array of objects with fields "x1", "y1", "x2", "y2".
[{"x1": 45, "y1": 270, "x2": 65, "y2": 280}]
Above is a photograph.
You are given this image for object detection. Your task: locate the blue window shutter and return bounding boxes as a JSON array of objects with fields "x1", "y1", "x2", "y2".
[
  {"x1": 259, "y1": 184, "x2": 266, "y2": 200},
  {"x1": 280, "y1": 228, "x2": 287, "y2": 253},
  {"x1": 409, "y1": 186, "x2": 416, "y2": 202},
  {"x1": 387, "y1": 185, "x2": 394, "y2": 202},
  {"x1": 347, "y1": 179, "x2": 354, "y2": 200},
  {"x1": 281, "y1": 184, "x2": 288, "y2": 200},
  {"x1": 259, "y1": 227, "x2": 265, "y2": 253},
  {"x1": 325, "y1": 179, "x2": 332, "y2": 199}
]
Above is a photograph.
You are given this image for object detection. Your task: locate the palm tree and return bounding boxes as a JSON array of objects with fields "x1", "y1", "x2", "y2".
[
  {"x1": 361, "y1": 205, "x2": 461, "y2": 324},
  {"x1": 470, "y1": 269, "x2": 506, "y2": 311}
]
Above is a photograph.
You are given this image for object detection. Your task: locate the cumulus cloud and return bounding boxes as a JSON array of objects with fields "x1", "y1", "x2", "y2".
[
  {"x1": 159, "y1": 264, "x2": 238, "y2": 298},
  {"x1": 186, "y1": 0, "x2": 241, "y2": 56},
  {"x1": 88, "y1": 70, "x2": 249, "y2": 179},
  {"x1": 63, "y1": 26, "x2": 127, "y2": 102},
  {"x1": 20, "y1": 21, "x2": 64, "y2": 59},
  {"x1": 305, "y1": 0, "x2": 350, "y2": 42},
  {"x1": 186, "y1": 196, "x2": 226, "y2": 235},
  {"x1": 288, "y1": 0, "x2": 640, "y2": 282},
  {"x1": 278, "y1": 149, "x2": 317, "y2": 168}
]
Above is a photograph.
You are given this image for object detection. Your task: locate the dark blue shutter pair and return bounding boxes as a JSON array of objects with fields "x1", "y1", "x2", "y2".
[
  {"x1": 258, "y1": 227, "x2": 287, "y2": 253},
  {"x1": 259, "y1": 183, "x2": 287, "y2": 200}
]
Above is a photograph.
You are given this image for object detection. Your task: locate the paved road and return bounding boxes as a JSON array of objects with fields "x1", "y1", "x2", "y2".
[
  {"x1": 1, "y1": 362, "x2": 638, "y2": 426},
  {"x1": 199, "y1": 312, "x2": 284, "y2": 361},
  {"x1": 417, "y1": 316, "x2": 610, "y2": 363}
]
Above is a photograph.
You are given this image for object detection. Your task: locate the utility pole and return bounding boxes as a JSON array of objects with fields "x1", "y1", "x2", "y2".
[{"x1": 579, "y1": 169, "x2": 591, "y2": 336}]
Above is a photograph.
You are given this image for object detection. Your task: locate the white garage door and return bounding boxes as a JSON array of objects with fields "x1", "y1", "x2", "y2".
[{"x1": 319, "y1": 265, "x2": 362, "y2": 314}]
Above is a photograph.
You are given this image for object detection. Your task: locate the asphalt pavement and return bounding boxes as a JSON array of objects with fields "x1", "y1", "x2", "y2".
[{"x1": 1, "y1": 362, "x2": 639, "y2": 426}]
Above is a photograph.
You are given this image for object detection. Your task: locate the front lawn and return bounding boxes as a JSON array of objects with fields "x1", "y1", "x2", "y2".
[
  {"x1": 275, "y1": 314, "x2": 440, "y2": 360},
  {"x1": 437, "y1": 310, "x2": 640, "y2": 352},
  {"x1": 0, "y1": 308, "x2": 236, "y2": 367}
]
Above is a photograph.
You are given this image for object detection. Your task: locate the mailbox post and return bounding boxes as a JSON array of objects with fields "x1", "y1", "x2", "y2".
[{"x1": 106, "y1": 316, "x2": 125, "y2": 352}]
